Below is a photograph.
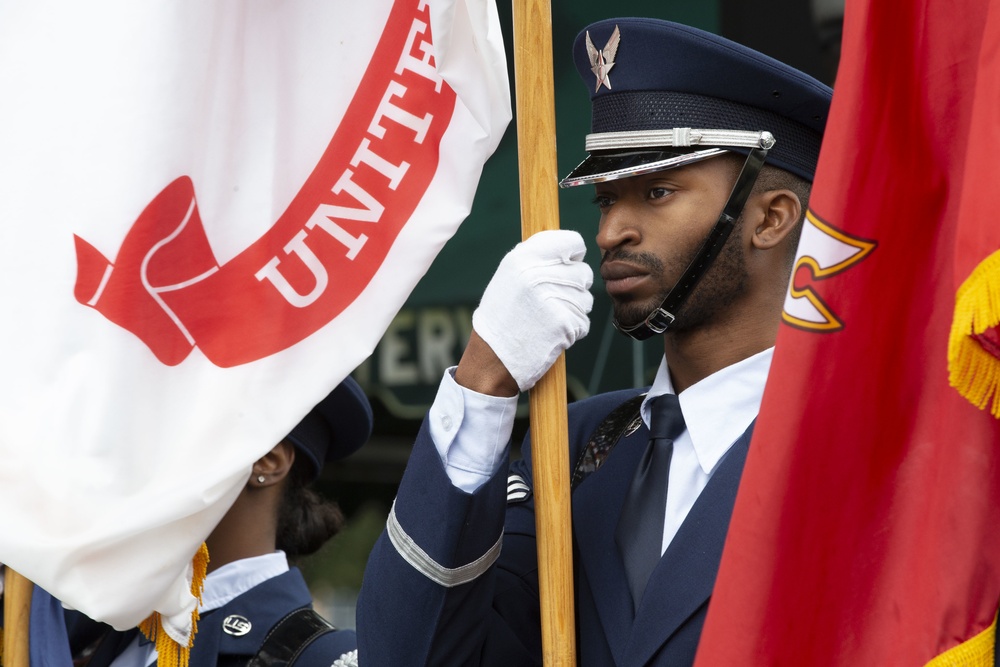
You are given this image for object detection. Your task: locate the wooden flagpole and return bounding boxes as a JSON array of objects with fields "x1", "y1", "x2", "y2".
[
  {"x1": 511, "y1": 0, "x2": 577, "y2": 664},
  {"x1": 3, "y1": 568, "x2": 31, "y2": 667}
]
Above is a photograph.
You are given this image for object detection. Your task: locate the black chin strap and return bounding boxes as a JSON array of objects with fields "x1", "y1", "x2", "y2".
[{"x1": 613, "y1": 145, "x2": 771, "y2": 340}]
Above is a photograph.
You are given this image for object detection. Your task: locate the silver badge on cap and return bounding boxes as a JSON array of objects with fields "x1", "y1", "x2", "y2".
[
  {"x1": 585, "y1": 25, "x2": 621, "y2": 92},
  {"x1": 222, "y1": 614, "x2": 252, "y2": 636}
]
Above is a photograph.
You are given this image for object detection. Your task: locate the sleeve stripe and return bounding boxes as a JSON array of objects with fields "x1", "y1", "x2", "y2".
[
  {"x1": 507, "y1": 473, "x2": 531, "y2": 503},
  {"x1": 385, "y1": 500, "x2": 503, "y2": 588}
]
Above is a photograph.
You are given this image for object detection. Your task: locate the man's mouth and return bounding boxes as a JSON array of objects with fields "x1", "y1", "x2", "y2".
[{"x1": 600, "y1": 260, "x2": 651, "y2": 296}]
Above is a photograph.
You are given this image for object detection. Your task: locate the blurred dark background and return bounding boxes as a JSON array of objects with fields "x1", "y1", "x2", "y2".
[{"x1": 304, "y1": 0, "x2": 845, "y2": 627}]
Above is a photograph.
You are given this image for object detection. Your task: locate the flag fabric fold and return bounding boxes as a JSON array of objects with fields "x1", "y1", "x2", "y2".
[
  {"x1": 695, "y1": 0, "x2": 1000, "y2": 664},
  {"x1": 0, "y1": 0, "x2": 509, "y2": 648}
]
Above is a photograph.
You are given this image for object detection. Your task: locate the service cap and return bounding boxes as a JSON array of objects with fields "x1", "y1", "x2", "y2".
[
  {"x1": 560, "y1": 18, "x2": 832, "y2": 186},
  {"x1": 284, "y1": 376, "x2": 373, "y2": 481}
]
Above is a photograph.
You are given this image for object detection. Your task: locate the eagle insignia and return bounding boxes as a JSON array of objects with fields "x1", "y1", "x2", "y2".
[{"x1": 585, "y1": 25, "x2": 620, "y2": 92}]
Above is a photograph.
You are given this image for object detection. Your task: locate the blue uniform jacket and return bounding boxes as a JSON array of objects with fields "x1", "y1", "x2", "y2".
[
  {"x1": 357, "y1": 388, "x2": 753, "y2": 666},
  {"x1": 82, "y1": 568, "x2": 355, "y2": 667}
]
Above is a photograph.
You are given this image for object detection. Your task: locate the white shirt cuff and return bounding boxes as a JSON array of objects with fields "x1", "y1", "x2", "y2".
[{"x1": 428, "y1": 368, "x2": 517, "y2": 493}]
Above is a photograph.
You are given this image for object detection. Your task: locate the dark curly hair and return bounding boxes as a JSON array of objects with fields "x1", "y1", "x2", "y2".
[{"x1": 275, "y1": 455, "x2": 345, "y2": 560}]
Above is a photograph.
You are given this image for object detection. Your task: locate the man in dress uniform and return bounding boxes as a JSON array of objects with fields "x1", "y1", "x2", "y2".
[{"x1": 357, "y1": 17, "x2": 832, "y2": 666}]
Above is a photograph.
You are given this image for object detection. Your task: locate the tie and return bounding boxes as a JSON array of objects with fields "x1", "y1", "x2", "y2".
[{"x1": 615, "y1": 393, "x2": 686, "y2": 613}]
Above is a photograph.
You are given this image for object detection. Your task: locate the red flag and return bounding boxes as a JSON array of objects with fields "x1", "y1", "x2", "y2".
[{"x1": 696, "y1": 0, "x2": 1000, "y2": 664}]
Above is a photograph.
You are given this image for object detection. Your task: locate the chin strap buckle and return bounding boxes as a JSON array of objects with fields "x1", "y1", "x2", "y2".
[
  {"x1": 644, "y1": 308, "x2": 675, "y2": 334},
  {"x1": 612, "y1": 307, "x2": 675, "y2": 340}
]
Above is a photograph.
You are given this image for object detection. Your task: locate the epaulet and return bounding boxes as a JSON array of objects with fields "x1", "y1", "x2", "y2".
[{"x1": 570, "y1": 394, "x2": 645, "y2": 490}]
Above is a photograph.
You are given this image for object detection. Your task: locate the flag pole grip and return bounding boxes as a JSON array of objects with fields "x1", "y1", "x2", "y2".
[
  {"x1": 511, "y1": 0, "x2": 577, "y2": 664},
  {"x1": 3, "y1": 568, "x2": 31, "y2": 667}
]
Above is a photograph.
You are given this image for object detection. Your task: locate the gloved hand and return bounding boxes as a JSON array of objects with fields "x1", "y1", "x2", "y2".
[{"x1": 472, "y1": 229, "x2": 594, "y2": 392}]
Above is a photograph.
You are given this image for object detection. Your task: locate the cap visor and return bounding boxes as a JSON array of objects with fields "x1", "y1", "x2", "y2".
[{"x1": 558, "y1": 148, "x2": 727, "y2": 188}]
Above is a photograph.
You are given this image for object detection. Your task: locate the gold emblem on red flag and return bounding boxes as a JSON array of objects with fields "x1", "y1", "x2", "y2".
[{"x1": 782, "y1": 210, "x2": 876, "y2": 332}]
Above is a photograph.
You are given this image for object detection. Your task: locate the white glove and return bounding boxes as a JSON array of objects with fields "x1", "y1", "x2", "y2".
[{"x1": 472, "y1": 229, "x2": 594, "y2": 392}]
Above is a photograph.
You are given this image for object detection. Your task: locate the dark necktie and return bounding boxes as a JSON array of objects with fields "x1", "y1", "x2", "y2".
[{"x1": 615, "y1": 393, "x2": 686, "y2": 613}]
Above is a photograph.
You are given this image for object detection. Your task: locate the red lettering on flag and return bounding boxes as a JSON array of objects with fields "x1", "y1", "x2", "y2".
[{"x1": 73, "y1": 0, "x2": 456, "y2": 367}]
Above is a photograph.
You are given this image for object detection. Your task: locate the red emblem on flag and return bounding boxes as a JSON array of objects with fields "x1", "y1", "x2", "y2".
[{"x1": 72, "y1": 0, "x2": 456, "y2": 367}]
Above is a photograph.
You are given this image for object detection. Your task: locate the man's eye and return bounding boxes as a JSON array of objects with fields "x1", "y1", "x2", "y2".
[
  {"x1": 648, "y1": 187, "x2": 673, "y2": 200},
  {"x1": 592, "y1": 194, "x2": 614, "y2": 208}
]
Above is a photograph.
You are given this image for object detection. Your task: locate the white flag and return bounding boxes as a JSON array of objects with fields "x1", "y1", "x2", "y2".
[{"x1": 0, "y1": 0, "x2": 509, "y2": 645}]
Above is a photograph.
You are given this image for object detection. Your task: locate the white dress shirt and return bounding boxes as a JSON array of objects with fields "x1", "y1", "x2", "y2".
[
  {"x1": 640, "y1": 349, "x2": 772, "y2": 551},
  {"x1": 429, "y1": 347, "x2": 773, "y2": 555}
]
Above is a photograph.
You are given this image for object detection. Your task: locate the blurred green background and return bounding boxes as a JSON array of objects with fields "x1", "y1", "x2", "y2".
[{"x1": 305, "y1": 0, "x2": 843, "y2": 628}]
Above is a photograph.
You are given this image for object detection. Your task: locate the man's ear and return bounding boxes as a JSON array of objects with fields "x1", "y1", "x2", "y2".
[
  {"x1": 749, "y1": 189, "x2": 802, "y2": 249},
  {"x1": 250, "y1": 440, "x2": 296, "y2": 488}
]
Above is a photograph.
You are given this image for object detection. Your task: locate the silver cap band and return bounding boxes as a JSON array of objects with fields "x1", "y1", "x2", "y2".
[{"x1": 585, "y1": 128, "x2": 775, "y2": 152}]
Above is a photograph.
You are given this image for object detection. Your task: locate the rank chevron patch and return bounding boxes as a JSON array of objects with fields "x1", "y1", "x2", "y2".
[
  {"x1": 783, "y1": 210, "x2": 876, "y2": 332},
  {"x1": 507, "y1": 473, "x2": 531, "y2": 503}
]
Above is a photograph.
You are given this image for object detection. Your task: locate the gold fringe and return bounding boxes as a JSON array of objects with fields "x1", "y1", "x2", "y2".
[
  {"x1": 948, "y1": 249, "x2": 1000, "y2": 418},
  {"x1": 137, "y1": 543, "x2": 210, "y2": 667},
  {"x1": 924, "y1": 611, "x2": 996, "y2": 666}
]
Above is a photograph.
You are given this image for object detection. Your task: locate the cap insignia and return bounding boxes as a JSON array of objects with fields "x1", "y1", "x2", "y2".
[{"x1": 585, "y1": 25, "x2": 620, "y2": 93}]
